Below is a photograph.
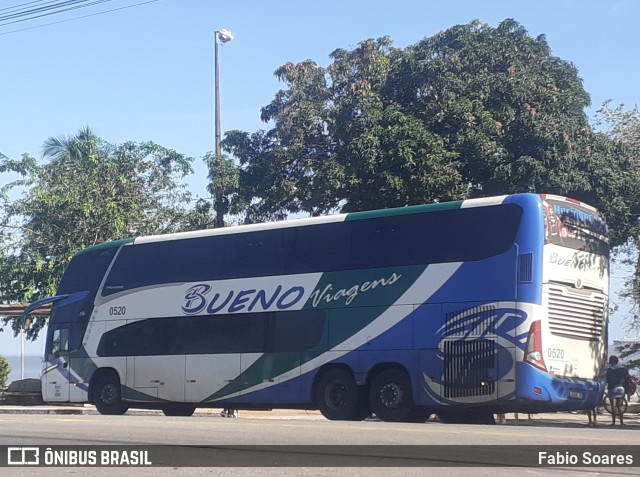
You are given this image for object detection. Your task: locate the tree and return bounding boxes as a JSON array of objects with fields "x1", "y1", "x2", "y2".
[
  {"x1": 0, "y1": 355, "x2": 10, "y2": 389},
  {"x1": 595, "y1": 103, "x2": 640, "y2": 369},
  {"x1": 223, "y1": 18, "x2": 640, "y2": 340},
  {"x1": 223, "y1": 19, "x2": 600, "y2": 220},
  {"x1": 0, "y1": 127, "x2": 195, "y2": 339},
  {"x1": 204, "y1": 151, "x2": 243, "y2": 225},
  {"x1": 389, "y1": 19, "x2": 592, "y2": 198},
  {"x1": 222, "y1": 129, "x2": 310, "y2": 222}
]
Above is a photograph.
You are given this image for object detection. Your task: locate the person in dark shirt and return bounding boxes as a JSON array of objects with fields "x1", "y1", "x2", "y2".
[{"x1": 606, "y1": 355, "x2": 629, "y2": 426}]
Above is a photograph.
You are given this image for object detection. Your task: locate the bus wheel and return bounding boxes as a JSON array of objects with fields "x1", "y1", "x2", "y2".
[
  {"x1": 370, "y1": 368, "x2": 413, "y2": 422},
  {"x1": 346, "y1": 387, "x2": 370, "y2": 421},
  {"x1": 315, "y1": 368, "x2": 361, "y2": 421},
  {"x1": 93, "y1": 371, "x2": 128, "y2": 415},
  {"x1": 162, "y1": 405, "x2": 196, "y2": 417}
]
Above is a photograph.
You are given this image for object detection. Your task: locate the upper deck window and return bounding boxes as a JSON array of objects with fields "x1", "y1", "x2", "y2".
[{"x1": 102, "y1": 204, "x2": 523, "y2": 296}]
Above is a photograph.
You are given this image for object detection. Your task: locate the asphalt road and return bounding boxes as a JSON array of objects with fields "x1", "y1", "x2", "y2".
[{"x1": 1, "y1": 411, "x2": 639, "y2": 476}]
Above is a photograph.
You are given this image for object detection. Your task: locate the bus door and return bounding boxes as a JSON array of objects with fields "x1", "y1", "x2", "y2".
[
  {"x1": 43, "y1": 327, "x2": 71, "y2": 402},
  {"x1": 41, "y1": 292, "x2": 92, "y2": 403}
]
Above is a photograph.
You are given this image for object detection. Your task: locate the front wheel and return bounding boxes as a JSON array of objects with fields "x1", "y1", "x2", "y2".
[
  {"x1": 369, "y1": 368, "x2": 414, "y2": 422},
  {"x1": 93, "y1": 371, "x2": 128, "y2": 415}
]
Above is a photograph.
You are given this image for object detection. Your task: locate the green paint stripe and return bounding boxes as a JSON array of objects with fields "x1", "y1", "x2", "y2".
[
  {"x1": 344, "y1": 201, "x2": 463, "y2": 221},
  {"x1": 76, "y1": 238, "x2": 133, "y2": 255},
  {"x1": 69, "y1": 346, "x2": 98, "y2": 381}
]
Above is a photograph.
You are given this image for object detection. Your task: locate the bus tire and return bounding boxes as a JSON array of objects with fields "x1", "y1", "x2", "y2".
[
  {"x1": 315, "y1": 368, "x2": 361, "y2": 421},
  {"x1": 346, "y1": 387, "x2": 370, "y2": 421},
  {"x1": 162, "y1": 405, "x2": 196, "y2": 417},
  {"x1": 369, "y1": 368, "x2": 413, "y2": 422},
  {"x1": 93, "y1": 371, "x2": 128, "y2": 415}
]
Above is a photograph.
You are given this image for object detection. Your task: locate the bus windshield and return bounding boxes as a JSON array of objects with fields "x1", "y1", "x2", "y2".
[{"x1": 57, "y1": 247, "x2": 119, "y2": 297}]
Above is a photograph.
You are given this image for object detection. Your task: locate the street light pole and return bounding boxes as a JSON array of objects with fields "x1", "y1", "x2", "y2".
[{"x1": 213, "y1": 28, "x2": 234, "y2": 228}]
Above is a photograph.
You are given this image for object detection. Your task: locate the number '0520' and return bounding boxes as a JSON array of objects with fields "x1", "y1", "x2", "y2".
[
  {"x1": 108, "y1": 306, "x2": 126, "y2": 316},
  {"x1": 547, "y1": 348, "x2": 565, "y2": 359}
]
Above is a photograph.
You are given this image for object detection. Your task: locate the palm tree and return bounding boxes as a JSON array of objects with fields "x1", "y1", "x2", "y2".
[{"x1": 42, "y1": 126, "x2": 112, "y2": 162}]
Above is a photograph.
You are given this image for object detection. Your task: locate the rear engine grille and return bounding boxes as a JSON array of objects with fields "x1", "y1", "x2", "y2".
[
  {"x1": 442, "y1": 339, "x2": 496, "y2": 398},
  {"x1": 546, "y1": 285, "x2": 606, "y2": 340}
]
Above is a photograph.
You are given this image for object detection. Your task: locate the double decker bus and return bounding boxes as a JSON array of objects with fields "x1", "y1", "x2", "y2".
[{"x1": 28, "y1": 193, "x2": 609, "y2": 423}]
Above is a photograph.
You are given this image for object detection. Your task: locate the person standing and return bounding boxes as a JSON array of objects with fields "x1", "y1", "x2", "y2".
[
  {"x1": 221, "y1": 408, "x2": 238, "y2": 418},
  {"x1": 606, "y1": 355, "x2": 629, "y2": 426},
  {"x1": 587, "y1": 354, "x2": 608, "y2": 428},
  {"x1": 586, "y1": 407, "x2": 597, "y2": 427}
]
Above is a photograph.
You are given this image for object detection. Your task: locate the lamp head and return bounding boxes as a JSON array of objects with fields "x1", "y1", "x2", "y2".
[{"x1": 216, "y1": 29, "x2": 235, "y2": 43}]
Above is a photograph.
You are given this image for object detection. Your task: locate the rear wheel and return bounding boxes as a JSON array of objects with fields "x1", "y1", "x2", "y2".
[
  {"x1": 315, "y1": 368, "x2": 363, "y2": 421},
  {"x1": 369, "y1": 368, "x2": 414, "y2": 422},
  {"x1": 93, "y1": 371, "x2": 128, "y2": 415}
]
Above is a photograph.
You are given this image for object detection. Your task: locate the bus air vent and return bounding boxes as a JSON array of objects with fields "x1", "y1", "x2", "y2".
[{"x1": 518, "y1": 253, "x2": 533, "y2": 282}]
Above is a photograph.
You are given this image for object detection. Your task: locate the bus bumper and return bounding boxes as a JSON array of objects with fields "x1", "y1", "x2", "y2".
[{"x1": 515, "y1": 362, "x2": 605, "y2": 410}]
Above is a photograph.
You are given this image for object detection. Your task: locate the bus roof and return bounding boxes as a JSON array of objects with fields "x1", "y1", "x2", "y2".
[
  {"x1": 132, "y1": 195, "x2": 509, "y2": 245},
  {"x1": 80, "y1": 193, "x2": 596, "y2": 251}
]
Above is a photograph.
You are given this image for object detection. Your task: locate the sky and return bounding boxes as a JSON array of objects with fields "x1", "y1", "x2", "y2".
[{"x1": 1, "y1": 0, "x2": 639, "y2": 356}]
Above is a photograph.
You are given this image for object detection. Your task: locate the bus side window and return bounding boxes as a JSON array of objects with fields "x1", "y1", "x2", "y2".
[
  {"x1": 283, "y1": 223, "x2": 349, "y2": 274},
  {"x1": 50, "y1": 328, "x2": 70, "y2": 359}
]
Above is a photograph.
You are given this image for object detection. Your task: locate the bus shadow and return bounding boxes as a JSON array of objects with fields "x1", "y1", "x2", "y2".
[{"x1": 495, "y1": 413, "x2": 640, "y2": 429}]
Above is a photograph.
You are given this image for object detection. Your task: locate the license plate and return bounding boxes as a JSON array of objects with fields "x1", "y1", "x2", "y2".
[{"x1": 569, "y1": 390, "x2": 583, "y2": 399}]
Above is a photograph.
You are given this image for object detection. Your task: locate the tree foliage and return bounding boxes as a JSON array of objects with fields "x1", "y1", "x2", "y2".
[
  {"x1": 204, "y1": 151, "x2": 242, "y2": 225},
  {"x1": 596, "y1": 103, "x2": 640, "y2": 369},
  {"x1": 0, "y1": 354, "x2": 10, "y2": 389},
  {"x1": 223, "y1": 18, "x2": 640, "y2": 336},
  {"x1": 0, "y1": 127, "x2": 196, "y2": 338},
  {"x1": 223, "y1": 19, "x2": 610, "y2": 220}
]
